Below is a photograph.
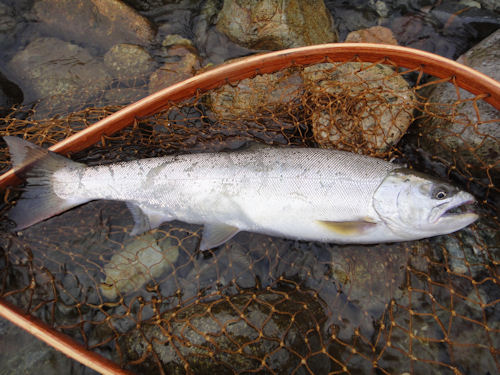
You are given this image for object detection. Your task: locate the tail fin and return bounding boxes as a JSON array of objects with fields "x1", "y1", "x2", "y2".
[{"x1": 4, "y1": 136, "x2": 87, "y2": 230}]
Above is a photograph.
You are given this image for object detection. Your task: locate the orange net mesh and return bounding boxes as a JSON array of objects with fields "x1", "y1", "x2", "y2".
[{"x1": 0, "y1": 57, "x2": 498, "y2": 374}]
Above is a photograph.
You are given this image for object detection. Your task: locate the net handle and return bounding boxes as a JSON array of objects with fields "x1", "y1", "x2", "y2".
[
  {"x1": 0, "y1": 299, "x2": 134, "y2": 375},
  {"x1": 1, "y1": 43, "x2": 499, "y2": 189}
]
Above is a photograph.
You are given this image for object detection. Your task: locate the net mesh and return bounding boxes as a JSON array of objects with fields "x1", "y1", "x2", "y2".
[{"x1": 0, "y1": 57, "x2": 498, "y2": 374}]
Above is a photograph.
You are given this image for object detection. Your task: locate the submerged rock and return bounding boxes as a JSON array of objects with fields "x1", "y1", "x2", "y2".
[
  {"x1": 7, "y1": 37, "x2": 111, "y2": 113},
  {"x1": 33, "y1": 0, "x2": 156, "y2": 52},
  {"x1": 216, "y1": 0, "x2": 338, "y2": 50},
  {"x1": 345, "y1": 26, "x2": 398, "y2": 44},
  {"x1": 148, "y1": 45, "x2": 201, "y2": 94},
  {"x1": 208, "y1": 67, "x2": 304, "y2": 120},
  {"x1": 0, "y1": 70, "x2": 23, "y2": 117},
  {"x1": 104, "y1": 43, "x2": 156, "y2": 81},
  {"x1": 0, "y1": 2, "x2": 16, "y2": 47},
  {"x1": 418, "y1": 29, "x2": 500, "y2": 183},
  {"x1": 302, "y1": 62, "x2": 416, "y2": 154},
  {"x1": 119, "y1": 288, "x2": 329, "y2": 373},
  {"x1": 100, "y1": 232, "x2": 179, "y2": 300}
]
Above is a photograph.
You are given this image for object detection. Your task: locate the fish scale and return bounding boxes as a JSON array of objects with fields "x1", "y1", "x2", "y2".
[{"x1": 5, "y1": 137, "x2": 478, "y2": 250}]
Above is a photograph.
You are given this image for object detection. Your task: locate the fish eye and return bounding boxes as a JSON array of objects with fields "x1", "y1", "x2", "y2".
[{"x1": 433, "y1": 189, "x2": 448, "y2": 200}]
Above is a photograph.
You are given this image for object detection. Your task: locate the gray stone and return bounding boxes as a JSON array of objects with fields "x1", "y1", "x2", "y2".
[
  {"x1": 216, "y1": 0, "x2": 338, "y2": 50},
  {"x1": 104, "y1": 43, "x2": 156, "y2": 80},
  {"x1": 33, "y1": 0, "x2": 156, "y2": 52},
  {"x1": 420, "y1": 29, "x2": 500, "y2": 182},
  {"x1": 8, "y1": 37, "x2": 112, "y2": 114}
]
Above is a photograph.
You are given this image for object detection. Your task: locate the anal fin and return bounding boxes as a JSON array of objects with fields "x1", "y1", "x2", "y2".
[{"x1": 200, "y1": 223, "x2": 239, "y2": 251}]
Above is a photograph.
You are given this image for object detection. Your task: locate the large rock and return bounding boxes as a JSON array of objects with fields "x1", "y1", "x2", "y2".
[
  {"x1": 418, "y1": 29, "x2": 500, "y2": 183},
  {"x1": 104, "y1": 43, "x2": 156, "y2": 81},
  {"x1": 208, "y1": 68, "x2": 304, "y2": 120},
  {"x1": 0, "y1": 2, "x2": 16, "y2": 46},
  {"x1": 345, "y1": 26, "x2": 397, "y2": 45},
  {"x1": 216, "y1": 0, "x2": 337, "y2": 50},
  {"x1": 148, "y1": 45, "x2": 201, "y2": 94},
  {"x1": 302, "y1": 63, "x2": 416, "y2": 154},
  {"x1": 33, "y1": 0, "x2": 156, "y2": 52},
  {"x1": 0, "y1": 70, "x2": 23, "y2": 117},
  {"x1": 8, "y1": 37, "x2": 112, "y2": 113},
  {"x1": 119, "y1": 288, "x2": 329, "y2": 373}
]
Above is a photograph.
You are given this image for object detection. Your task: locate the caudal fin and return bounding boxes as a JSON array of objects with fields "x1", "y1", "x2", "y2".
[{"x1": 4, "y1": 136, "x2": 87, "y2": 230}]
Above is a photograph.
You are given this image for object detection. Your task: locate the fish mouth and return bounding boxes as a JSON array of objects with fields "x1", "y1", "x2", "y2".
[{"x1": 433, "y1": 195, "x2": 478, "y2": 226}]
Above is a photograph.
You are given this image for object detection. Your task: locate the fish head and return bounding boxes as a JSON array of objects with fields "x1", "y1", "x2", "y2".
[{"x1": 373, "y1": 168, "x2": 478, "y2": 240}]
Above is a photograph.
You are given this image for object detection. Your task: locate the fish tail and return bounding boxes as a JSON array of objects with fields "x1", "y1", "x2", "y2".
[{"x1": 4, "y1": 136, "x2": 87, "y2": 230}]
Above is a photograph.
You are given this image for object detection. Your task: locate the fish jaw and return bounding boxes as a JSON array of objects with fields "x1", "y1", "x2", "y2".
[{"x1": 430, "y1": 191, "x2": 478, "y2": 234}]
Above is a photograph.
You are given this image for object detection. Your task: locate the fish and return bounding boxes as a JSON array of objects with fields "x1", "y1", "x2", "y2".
[{"x1": 3, "y1": 136, "x2": 478, "y2": 250}]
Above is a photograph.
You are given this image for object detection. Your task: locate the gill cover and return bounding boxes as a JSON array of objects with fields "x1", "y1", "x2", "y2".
[{"x1": 372, "y1": 169, "x2": 478, "y2": 240}]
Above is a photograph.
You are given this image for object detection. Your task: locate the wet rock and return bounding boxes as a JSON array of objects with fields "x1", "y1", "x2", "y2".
[
  {"x1": 0, "y1": 70, "x2": 23, "y2": 117},
  {"x1": 119, "y1": 288, "x2": 328, "y2": 373},
  {"x1": 208, "y1": 68, "x2": 304, "y2": 120},
  {"x1": 104, "y1": 43, "x2": 156, "y2": 81},
  {"x1": 8, "y1": 37, "x2": 112, "y2": 111},
  {"x1": 302, "y1": 62, "x2": 416, "y2": 154},
  {"x1": 216, "y1": 0, "x2": 338, "y2": 50},
  {"x1": 148, "y1": 45, "x2": 201, "y2": 94},
  {"x1": 0, "y1": 318, "x2": 91, "y2": 374},
  {"x1": 100, "y1": 232, "x2": 179, "y2": 300},
  {"x1": 345, "y1": 25, "x2": 398, "y2": 44},
  {"x1": 476, "y1": 0, "x2": 500, "y2": 12},
  {"x1": 103, "y1": 87, "x2": 148, "y2": 106},
  {"x1": 191, "y1": 0, "x2": 253, "y2": 65},
  {"x1": 432, "y1": 216, "x2": 498, "y2": 279},
  {"x1": 418, "y1": 29, "x2": 500, "y2": 183},
  {"x1": 33, "y1": 0, "x2": 156, "y2": 52},
  {"x1": 122, "y1": 0, "x2": 167, "y2": 11},
  {"x1": 0, "y1": 2, "x2": 16, "y2": 46},
  {"x1": 388, "y1": 3, "x2": 500, "y2": 59},
  {"x1": 161, "y1": 34, "x2": 194, "y2": 48}
]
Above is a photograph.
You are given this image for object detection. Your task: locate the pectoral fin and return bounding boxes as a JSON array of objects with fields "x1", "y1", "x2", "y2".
[
  {"x1": 316, "y1": 219, "x2": 378, "y2": 236},
  {"x1": 126, "y1": 202, "x2": 174, "y2": 236},
  {"x1": 200, "y1": 223, "x2": 239, "y2": 251}
]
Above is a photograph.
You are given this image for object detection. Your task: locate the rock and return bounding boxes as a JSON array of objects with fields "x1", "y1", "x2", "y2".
[
  {"x1": 216, "y1": 0, "x2": 337, "y2": 50},
  {"x1": 102, "y1": 87, "x2": 148, "y2": 106},
  {"x1": 208, "y1": 67, "x2": 304, "y2": 120},
  {"x1": 302, "y1": 63, "x2": 416, "y2": 154},
  {"x1": 104, "y1": 43, "x2": 156, "y2": 80},
  {"x1": 8, "y1": 37, "x2": 112, "y2": 115},
  {"x1": 418, "y1": 29, "x2": 500, "y2": 183},
  {"x1": 119, "y1": 288, "x2": 328, "y2": 373},
  {"x1": 148, "y1": 45, "x2": 201, "y2": 94},
  {"x1": 122, "y1": 0, "x2": 166, "y2": 11},
  {"x1": 388, "y1": 4, "x2": 500, "y2": 59},
  {"x1": 345, "y1": 26, "x2": 398, "y2": 44},
  {"x1": 161, "y1": 34, "x2": 194, "y2": 48},
  {"x1": 0, "y1": 3, "x2": 16, "y2": 46},
  {"x1": 476, "y1": 0, "x2": 500, "y2": 12},
  {"x1": 0, "y1": 318, "x2": 90, "y2": 374},
  {"x1": 33, "y1": 0, "x2": 156, "y2": 52},
  {"x1": 100, "y1": 232, "x2": 179, "y2": 300},
  {"x1": 0, "y1": 70, "x2": 23, "y2": 117}
]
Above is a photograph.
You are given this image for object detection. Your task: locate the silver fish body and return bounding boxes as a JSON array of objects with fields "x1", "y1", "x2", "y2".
[{"x1": 4, "y1": 137, "x2": 478, "y2": 249}]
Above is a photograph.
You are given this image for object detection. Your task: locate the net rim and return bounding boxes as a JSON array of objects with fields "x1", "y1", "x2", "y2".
[
  {"x1": 0, "y1": 42, "x2": 499, "y2": 375},
  {"x1": 1, "y1": 43, "x2": 499, "y2": 189}
]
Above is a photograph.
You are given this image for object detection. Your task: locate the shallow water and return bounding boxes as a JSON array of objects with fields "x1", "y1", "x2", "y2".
[{"x1": 0, "y1": 0, "x2": 499, "y2": 374}]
